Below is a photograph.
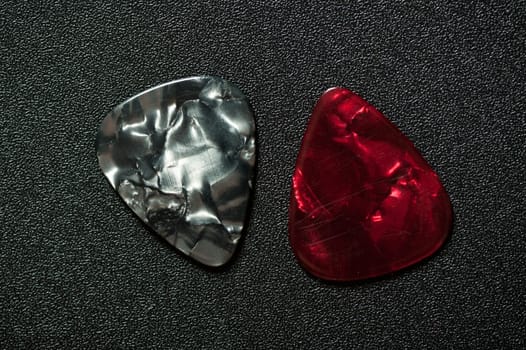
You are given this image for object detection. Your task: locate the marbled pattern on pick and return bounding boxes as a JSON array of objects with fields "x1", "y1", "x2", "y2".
[{"x1": 96, "y1": 77, "x2": 256, "y2": 266}]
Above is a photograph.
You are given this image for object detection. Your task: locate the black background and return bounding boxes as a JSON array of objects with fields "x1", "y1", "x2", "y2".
[{"x1": 1, "y1": 1, "x2": 525, "y2": 348}]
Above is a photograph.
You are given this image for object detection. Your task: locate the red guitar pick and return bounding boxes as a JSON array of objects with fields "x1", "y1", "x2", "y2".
[{"x1": 289, "y1": 88, "x2": 453, "y2": 281}]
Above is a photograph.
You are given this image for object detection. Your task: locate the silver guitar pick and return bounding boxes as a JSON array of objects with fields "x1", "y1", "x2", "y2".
[{"x1": 96, "y1": 76, "x2": 256, "y2": 266}]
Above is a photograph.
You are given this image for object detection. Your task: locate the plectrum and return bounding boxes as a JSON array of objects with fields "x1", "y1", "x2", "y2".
[
  {"x1": 289, "y1": 87, "x2": 452, "y2": 281},
  {"x1": 97, "y1": 76, "x2": 256, "y2": 267}
]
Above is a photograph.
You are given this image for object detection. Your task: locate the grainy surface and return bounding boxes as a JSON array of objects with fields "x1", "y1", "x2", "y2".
[{"x1": 1, "y1": 1, "x2": 525, "y2": 349}]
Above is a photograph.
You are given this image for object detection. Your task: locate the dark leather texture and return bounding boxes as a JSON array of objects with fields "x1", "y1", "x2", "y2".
[{"x1": 1, "y1": 1, "x2": 524, "y2": 348}]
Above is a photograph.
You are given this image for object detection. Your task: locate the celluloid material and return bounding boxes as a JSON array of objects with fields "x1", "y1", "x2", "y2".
[
  {"x1": 289, "y1": 88, "x2": 452, "y2": 281},
  {"x1": 97, "y1": 76, "x2": 256, "y2": 267}
]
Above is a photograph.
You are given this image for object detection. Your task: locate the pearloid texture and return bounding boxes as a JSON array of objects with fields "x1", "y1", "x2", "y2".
[
  {"x1": 97, "y1": 77, "x2": 256, "y2": 267},
  {"x1": 289, "y1": 88, "x2": 452, "y2": 281}
]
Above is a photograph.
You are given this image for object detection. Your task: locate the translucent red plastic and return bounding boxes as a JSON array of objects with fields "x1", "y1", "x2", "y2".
[{"x1": 289, "y1": 88, "x2": 453, "y2": 281}]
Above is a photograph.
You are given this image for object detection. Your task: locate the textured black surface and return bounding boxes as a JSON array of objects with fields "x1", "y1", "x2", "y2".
[{"x1": 1, "y1": 1, "x2": 525, "y2": 348}]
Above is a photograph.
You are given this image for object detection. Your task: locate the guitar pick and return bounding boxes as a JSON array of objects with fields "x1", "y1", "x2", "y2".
[
  {"x1": 96, "y1": 76, "x2": 256, "y2": 267},
  {"x1": 289, "y1": 88, "x2": 452, "y2": 281}
]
